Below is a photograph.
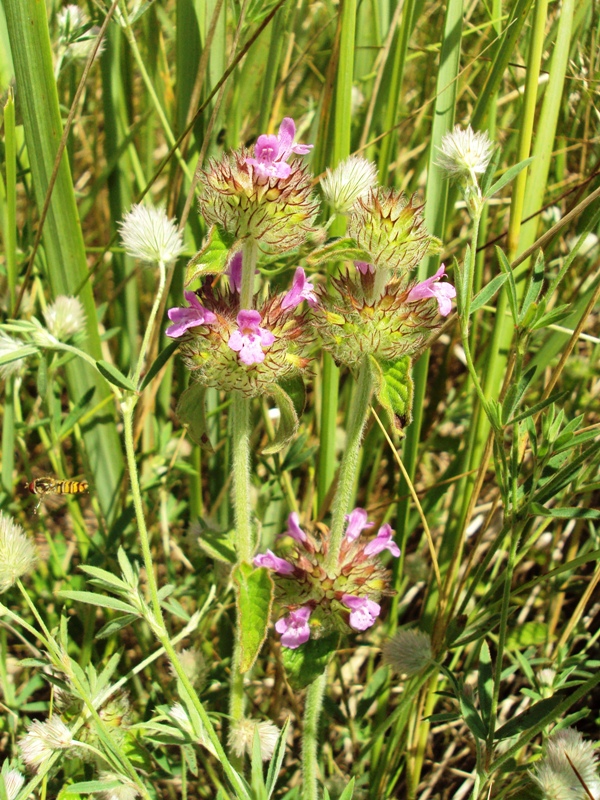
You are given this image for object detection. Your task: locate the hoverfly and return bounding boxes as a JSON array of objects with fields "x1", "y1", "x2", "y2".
[{"x1": 27, "y1": 476, "x2": 89, "y2": 512}]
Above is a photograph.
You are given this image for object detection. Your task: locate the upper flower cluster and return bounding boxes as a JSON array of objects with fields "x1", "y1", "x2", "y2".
[
  {"x1": 199, "y1": 118, "x2": 318, "y2": 252},
  {"x1": 253, "y1": 509, "x2": 401, "y2": 648}
]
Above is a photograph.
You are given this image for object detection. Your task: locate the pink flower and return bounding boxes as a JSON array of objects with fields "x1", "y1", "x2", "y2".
[
  {"x1": 165, "y1": 291, "x2": 217, "y2": 338},
  {"x1": 355, "y1": 261, "x2": 375, "y2": 275},
  {"x1": 364, "y1": 523, "x2": 401, "y2": 557},
  {"x1": 344, "y1": 508, "x2": 374, "y2": 542},
  {"x1": 253, "y1": 549, "x2": 295, "y2": 575},
  {"x1": 286, "y1": 512, "x2": 307, "y2": 543},
  {"x1": 228, "y1": 310, "x2": 275, "y2": 365},
  {"x1": 407, "y1": 264, "x2": 456, "y2": 316},
  {"x1": 281, "y1": 268, "x2": 318, "y2": 310},
  {"x1": 342, "y1": 594, "x2": 381, "y2": 631},
  {"x1": 227, "y1": 251, "x2": 243, "y2": 292},
  {"x1": 275, "y1": 606, "x2": 312, "y2": 648},
  {"x1": 246, "y1": 118, "x2": 313, "y2": 181}
]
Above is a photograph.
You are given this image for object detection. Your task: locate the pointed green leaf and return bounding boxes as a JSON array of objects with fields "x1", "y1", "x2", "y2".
[
  {"x1": 262, "y1": 383, "x2": 299, "y2": 455},
  {"x1": 233, "y1": 563, "x2": 273, "y2": 673},
  {"x1": 139, "y1": 340, "x2": 179, "y2": 390},
  {"x1": 470, "y1": 273, "x2": 509, "y2": 314},
  {"x1": 478, "y1": 641, "x2": 493, "y2": 728},
  {"x1": 370, "y1": 355, "x2": 413, "y2": 430},
  {"x1": 495, "y1": 247, "x2": 519, "y2": 323},
  {"x1": 57, "y1": 591, "x2": 138, "y2": 615},
  {"x1": 194, "y1": 524, "x2": 237, "y2": 564},
  {"x1": 337, "y1": 778, "x2": 356, "y2": 800},
  {"x1": 176, "y1": 382, "x2": 214, "y2": 451},
  {"x1": 282, "y1": 634, "x2": 339, "y2": 690},
  {"x1": 485, "y1": 157, "x2": 534, "y2": 198},
  {"x1": 95, "y1": 360, "x2": 136, "y2": 392},
  {"x1": 494, "y1": 695, "x2": 565, "y2": 740},
  {"x1": 185, "y1": 225, "x2": 236, "y2": 286}
]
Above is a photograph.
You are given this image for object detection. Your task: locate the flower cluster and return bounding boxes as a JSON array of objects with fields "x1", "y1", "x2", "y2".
[
  {"x1": 253, "y1": 509, "x2": 401, "y2": 648},
  {"x1": 166, "y1": 269, "x2": 316, "y2": 396},
  {"x1": 199, "y1": 118, "x2": 319, "y2": 252}
]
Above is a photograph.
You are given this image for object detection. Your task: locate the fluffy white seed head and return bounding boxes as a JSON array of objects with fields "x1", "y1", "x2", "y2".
[
  {"x1": 321, "y1": 155, "x2": 378, "y2": 214},
  {"x1": 169, "y1": 703, "x2": 217, "y2": 756},
  {"x1": 43, "y1": 296, "x2": 86, "y2": 340},
  {"x1": 0, "y1": 332, "x2": 28, "y2": 381},
  {"x1": 1, "y1": 769, "x2": 25, "y2": 800},
  {"x1": 532, "y1": 728, "x2": 600, "y2": 800},
  {"x1": 19, "y1": 717, "x2": 74, "y2": 770},
  {"x1": 0, "y1": 512, "x2": 37, "y2": 594},
  {"x1": 227, "y1": 718, "x2": 281, "y2": 761},
  {"x1": 97, "y1": 773, "x2": 141, "y2": 800},
  {"x1": 168, "y1": 648, "x2": 207, "y2": 689},
  {"x1": 119, "y1": 204, "x2": 185, "y2": 265},
  {"x1": 382, "y1": 629, "x2": 433, "y2": 677},
  {"x1": 436, "y1": 125, "x2": 494, "y2": 180}
]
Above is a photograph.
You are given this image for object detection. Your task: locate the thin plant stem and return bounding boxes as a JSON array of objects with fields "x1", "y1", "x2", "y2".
[
  {"x1": 302, "y1": 671, "x2": 327, "y2": 800},
  {"x1": 325, "y1": 357, "x2": 373, "y2": 572},
  {"x1": 132, "y1": 260, "x2": 167, "y2": 387}
]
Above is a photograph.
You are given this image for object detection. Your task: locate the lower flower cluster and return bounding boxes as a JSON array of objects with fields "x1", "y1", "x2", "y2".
[{"x1": 254, "y1": 509, "x2": 401, "y2": 648}]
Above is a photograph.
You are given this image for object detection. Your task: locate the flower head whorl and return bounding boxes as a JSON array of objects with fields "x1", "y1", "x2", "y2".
[
  {"x1": 200, "y1": 129, "x2": 319, "y2": 252},
  {"x1": 171, "y1": 283, "x2": 315, "y2": 397},
  {"x1": 313, "y1": 270, "x2": 440, "y2": 368},
  {"x1": 348, "y1": 188, "x2": 436, "y2": 275},
  {"x1": 255, "y1": 510, "x2": 400, "y2": 647}
]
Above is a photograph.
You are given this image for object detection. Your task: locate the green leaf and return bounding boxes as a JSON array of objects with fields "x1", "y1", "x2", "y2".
[
  {"x1": 0, "y1": 344, "x2": 37, "y2": 367},
  {"x1": 485, "y1": 157, "x2": 534, "y2": 198},
  {"x1": 519, "y1": 250, "x2": 545, "y2": 325},
  {"x1": 337, "y1": 778, "x2": 356, "y2": 800},
  {"x1": 233, "y1": 562, "x2": 273, "y2": 673},
  {"x1": 194, "y1": 523, "x2": 237, "y2": 564},
  {"x1": 370, "y1": 355, "x2": 413, "y2": 429},
  {"x1": 57, "y1": 590, "x2": 138, "y2": 615},
  {"x1": 494, "y1": 696, "x2": 565, "y2": 740},
  {"x1": 139, "y1": 340, "x2": 179, "y2": 390},
  {"x1": 58, "y1": 386, "x2": 96, "y2": 438},
  {"x1": 506, "y1": 621, "x2": 549, "y2": 649},
  {"x1": 459, "y1": 689, "x2": 487, "y2": 740},
  {"x1": 470, "y1": 273, "x2": 509, "y2": 314},
  {"x1": 95, "y1": 360, "x2": 136, "y2": 392},
  {"x1": 530, "y1": 503, "x2": 600, "y2": 520},
  {"x1": 501, "y1": 366, "x2": 535, "y2": 424},
  {"x1": 95, "y1": 614, "x2": 139, "y2": 639},
  {"x1": 495, "y1": 247, "x2": 519, "y2": 323},
  {"x1": 185, "y1": 225, "x2": 235, "y2": 286},
  {"x1": 305, "y1": 237, "x2": 372, "y2": 267},
  {"x1": 265, "y1": 718, "x2": 291, "y2": 798},
  {"x1": 478, "y1": 641, "x2": 493, "y2": 728},
  {"x1": 262, "y1": 383, "x2": 299, "y2": 455},
  {"x1": 282, "y1": 634, "x2": 339, "y2": 690},
  {"x1": 176, "y1": 382, "x2": 214, "y2": 451}
]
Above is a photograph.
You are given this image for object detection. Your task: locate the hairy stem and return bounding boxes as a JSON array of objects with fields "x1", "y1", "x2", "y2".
[
  {"x1": 325, "y1": 358, "x2": 374, "y2": 572},
  {"x1": 302, "y1": 672, "x2": 327, "y2": 800}
]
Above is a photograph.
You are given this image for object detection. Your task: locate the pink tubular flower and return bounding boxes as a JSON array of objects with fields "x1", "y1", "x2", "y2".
[
  {"x1": 253, "y1": 549, "x2": 295, "y2": 575},
  {"x1": 275, "y1": 606, "x2": 312, "y2": 648},
  {"x1": 342, "y1": 594, "x2": 381, "y2": 631},
  {"x1": 344, "y1": 508, "x2": 374, "y2": 542},
  {"x1": 364, "y1": 523, "x2": 401, "y2": 557},
  {"x1": 355, "y1": 261, "x2": 375, "y2": 275},
  {"x1": 246, "y1": 118, "x2": 313, "y2": 181},
  {"x1": 228, "y1": 310, "x2": 276, "y2": 365},
  {"x1": 281, "y1": 268, "x2": 318, "y2": 310},
  {"x1": 286, "y1": 512, "x2": 307, "y2": 543},
  {"x1": 407, "y1": 264, "x2": 456, "y2": 316},
  {"x1": 166, "y1": 291, "x2": 217, "y2": 338},
  {"x1": 227, "y1": 251, "x2": 243, "y2": 292}
]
